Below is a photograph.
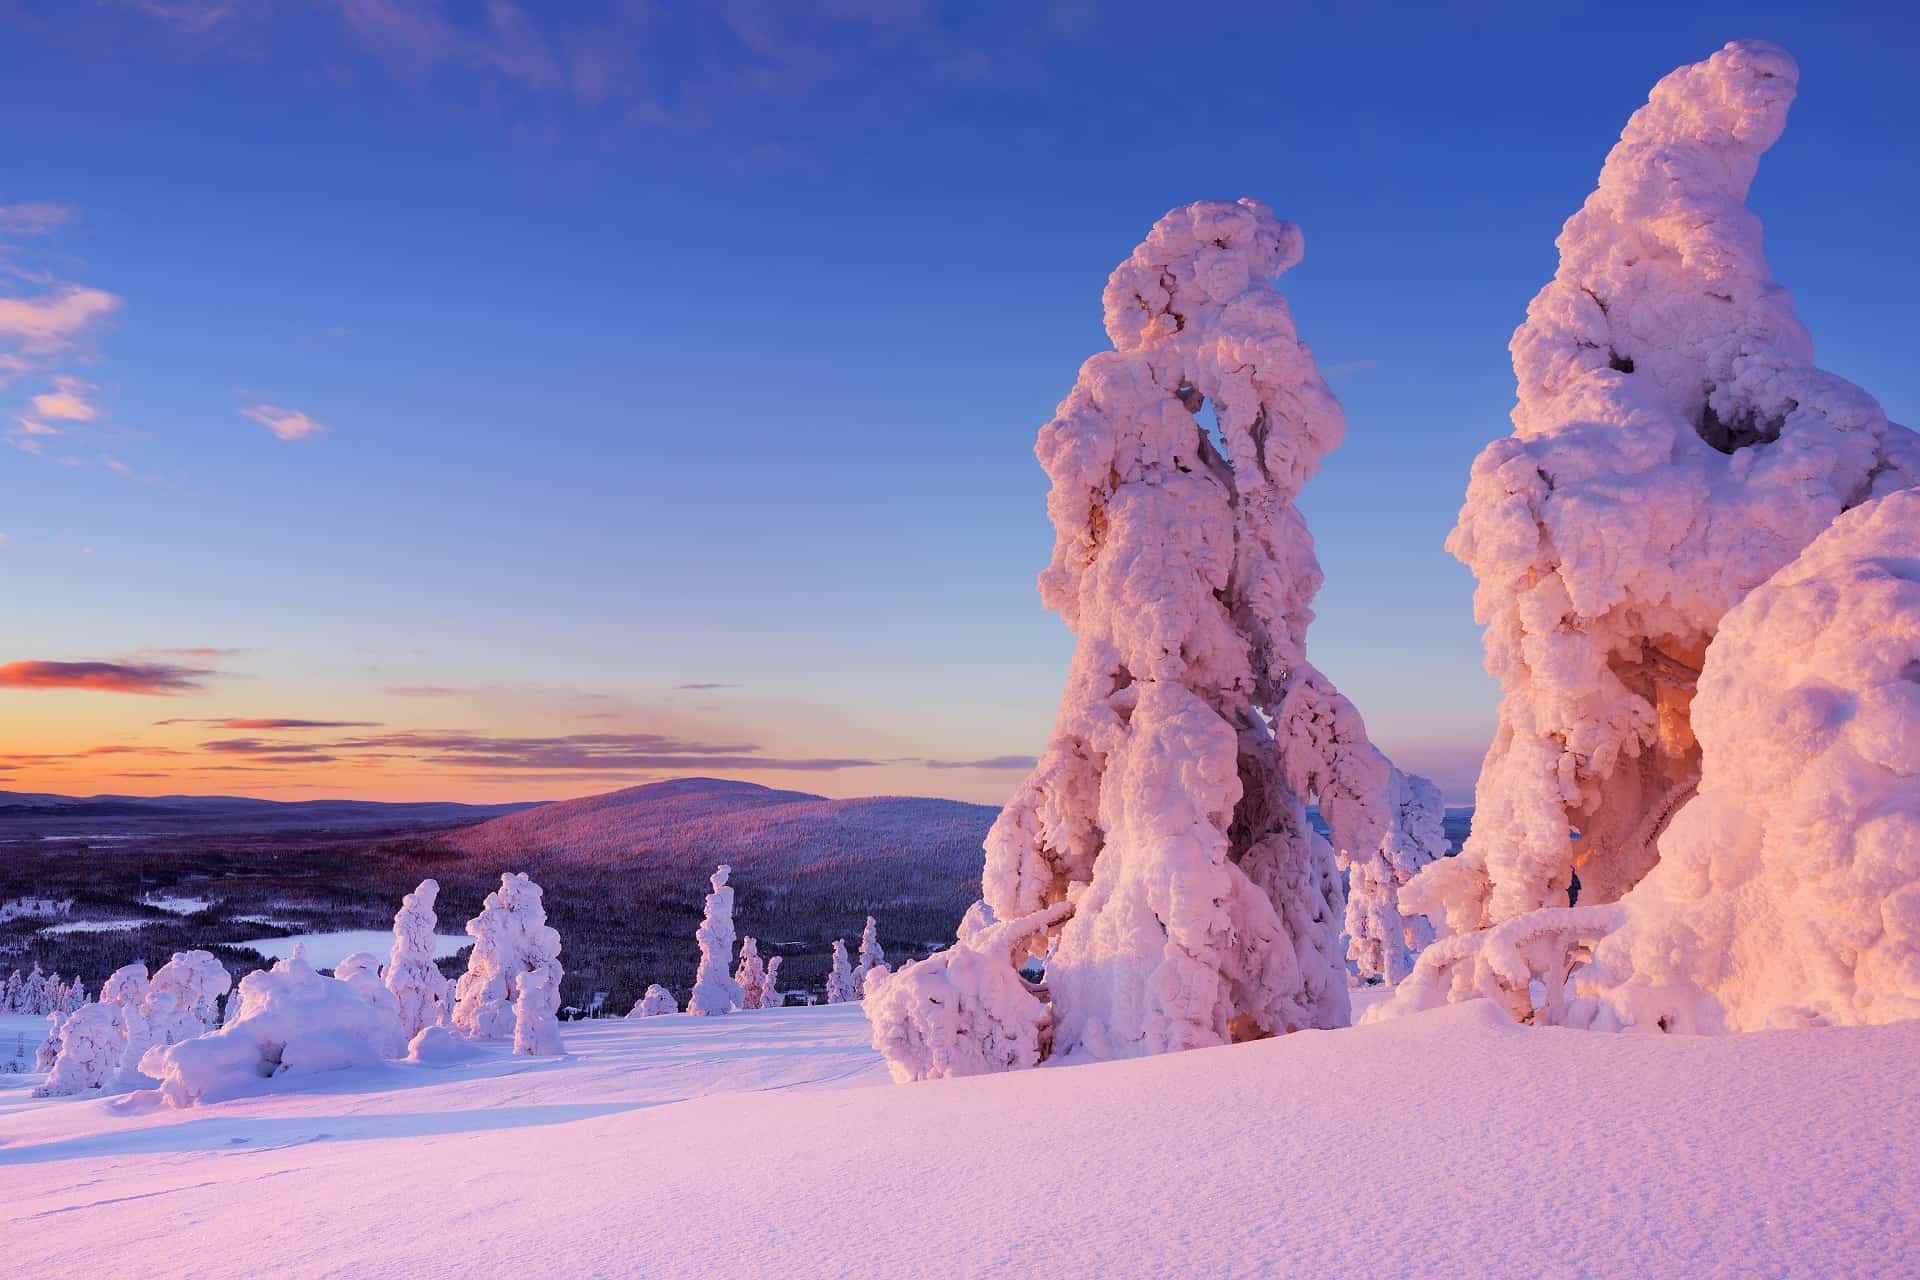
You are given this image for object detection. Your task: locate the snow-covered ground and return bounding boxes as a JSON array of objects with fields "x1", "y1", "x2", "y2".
[
  {"x1": 237, "y1": 930, "x2": 472, "y2": 970},
  {"x1": 2, "y1": 1001, "x2": 1912, "y2": 1277},
  {"x1": 38, "y1": 918, "x2": 154, "y2": 935}
]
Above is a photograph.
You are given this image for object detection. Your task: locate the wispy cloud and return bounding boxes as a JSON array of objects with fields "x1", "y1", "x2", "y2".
[
  {"x1": 0, "y1": 203, "x2": 73, "y2": 236},
  {"x1": 0, "y1": 286, "x2": 120, "y2": 357},
  {"x1": 30, "y1": 375, "x2": 98, "y2": 421},
  {"x1": 241, "y1": 403, "x2": 327, "y2": 441},
  {"x1": 921, "y1": 754, "x2": 1037, "y2": 770},
  {"x1": 385, "y1": 685, "x2": 472, "y2": 698},
  {"x1": 0, "y1": 659, "x2": 214, "y2": 695},
  {"x1": 193, "y1": 727, "x2": 879, "y2": 773},
  {"x1": 156, "y1": 716, "x2": 379, "y2": 729},
  {"x1": 1322, "y1": 359, "x2": 1379, "y2": 380},
  {"x1": 676, "y1": 682, "x2": 737, "y2": 690}
]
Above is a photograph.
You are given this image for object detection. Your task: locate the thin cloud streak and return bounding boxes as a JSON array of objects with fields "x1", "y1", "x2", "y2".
[{"x1": 0, "y1": 660, "x2": 214, "y2": 695}]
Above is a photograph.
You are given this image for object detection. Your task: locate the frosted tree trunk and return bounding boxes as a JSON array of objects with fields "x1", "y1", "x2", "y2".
[
  {"x1": 686, "y1": 864, "x2": 744, "y2": 1016},
  {"x1": 1378, "y1": 40, "x2": 1917, "y2": 1024}
]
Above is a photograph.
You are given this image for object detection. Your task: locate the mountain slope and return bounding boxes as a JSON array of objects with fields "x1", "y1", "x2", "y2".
[
  {"x1": 441, "y1": 779, "x2": 997, "y2": 997},
  {"x1": 0, "y1": 790, "x2": 535, "y2": 835}
]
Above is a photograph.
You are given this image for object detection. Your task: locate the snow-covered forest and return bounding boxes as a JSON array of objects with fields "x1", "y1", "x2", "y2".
[{"x1": 4, "y1": 35, "x2": 1916, "y2": 1280}]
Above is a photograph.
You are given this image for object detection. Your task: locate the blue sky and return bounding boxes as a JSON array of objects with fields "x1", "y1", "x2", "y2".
[{"x1": 1, "y1": 1, "x2": 1915, "y2": 803}]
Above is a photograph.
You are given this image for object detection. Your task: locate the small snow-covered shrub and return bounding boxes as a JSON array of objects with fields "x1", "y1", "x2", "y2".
[
  {"x1": 686, "y1": 865, "x2": 744, "y2": 1016},
  {"x1": 867, "y1": 902, "x2": 1073, "y2": 1083},
  {"x1": 451, "y1": 872, "x2": 564, "y2": 1042},
  {"x1": 629, "y1": 984, "x2": 678, "y2": 1018},
  {"x1": 35, "y1": 1010, "x2": 67, "y2": 1072},
  {"x1": 406, "y1": 1024, "x2": 488, "y2": 1067},
  {"x1": 825, "y1": 939, "x2": 857, "y2": 1005},
  {"x1": 386, "y1": 878, "x2": 450, "y2": 1038},
  {"x1": 143, "y1": 951, "x2": 399, "y2": 1107},
  {"x1": 761, "y1": 956, "x2": 783, "y2": 1009},
  {"x1": 1343, "y1": 770, "x2": 1448, "y2": 984}
]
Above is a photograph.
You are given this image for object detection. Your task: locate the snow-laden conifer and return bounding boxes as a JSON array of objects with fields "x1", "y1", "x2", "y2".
[
  {"x1": 854, "y1": 917, "x2": 884, "y2": 997},
  {"x1": 386, "y1": 878, "x2": 450, "y2": 1038},
  {"x1": 686, "y1": 865, "x2": 744, "y2": 1016},
  {"x1": 451, "y1": 872, "x2": 564, "y2": 1041},
  {"x1": 734, "y1": 936, "x2": 767, "y2": 1010},
  {"x1": 825, "y1": 939, "x2": 857, "y2": 1005},
  {"x1": 629, "y1": 984, "x2": 678, "y2": 1017}
]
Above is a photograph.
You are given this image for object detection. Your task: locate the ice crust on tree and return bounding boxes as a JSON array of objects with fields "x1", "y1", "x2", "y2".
[
  {"x1": 32, "y1": 1002, "x2": 124, "y2": 1097},
  {"x1": 512, "y1": 968, "x2": 564, "y2": 1056},
  {"x1": 854, "y1": 917, "x2": 885, "y2": 997},
  {"x1": 1571, "y1": 491, "x2": 1920, "y2": 1032},
  {"x1": 879, "y1": 197, "x2": 1423, "y2": 1073},
  {"x1": 1383, "y1": 41, "x2": 1918, "y2": 1021},
  {"x1": 141, "y1": 950, "x2": 399, "y2": 1107},
  {"x1": 686, "y1": 865, "x2": 744, "y2": 1016},
  {"x1": 386, "y1": 878, "x2": 450, "y2": 1038},
  {"x1": 336, "y1": 952, "x2": 408, "y2": 1056},
  {"x1": 629, "y1": 984, "x2": 678, "y2": 1018},
  {"x1": 825, "y1": 939, "x2": 857, "y2": 1005},
  {"x1": 451, "y1": 872, "x2": 564, "y2": 1042}
]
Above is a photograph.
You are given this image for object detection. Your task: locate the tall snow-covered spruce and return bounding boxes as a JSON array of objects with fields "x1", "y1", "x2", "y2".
[
  {"x1": 854, "y1": 916, "x2": 885, "y2": 997},
  {"x1": 825, "y1": 940, "x2": 857, "y2": 1005},
  {"x1": 870, "y1": 198, "x2": 1430, "y2": 1078},
  {"x1": 686, "y1": 864, "x2": 744, "y2": 1016},
  {"x1": 1376, "y1": 41, "x2": 1918, "y2": 1025}
]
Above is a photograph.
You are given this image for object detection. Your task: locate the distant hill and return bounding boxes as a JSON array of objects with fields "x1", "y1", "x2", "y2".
[{"x1": 0, "y1": 790, "x2": 534, "y2": 836}]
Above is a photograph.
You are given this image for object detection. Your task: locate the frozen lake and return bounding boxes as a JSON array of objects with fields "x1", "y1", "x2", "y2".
[{"x1": 237, "y1": 930, "x2": 471, "y2": 970}]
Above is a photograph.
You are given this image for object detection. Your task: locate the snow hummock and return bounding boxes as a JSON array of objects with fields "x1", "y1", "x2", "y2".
[
  {"x1": 1389, "y1": 41, "x2": 1919, "y2": 1019},
  {"x1": 3, "y1": 1002, "x2": 1914, "y2": 1277}
]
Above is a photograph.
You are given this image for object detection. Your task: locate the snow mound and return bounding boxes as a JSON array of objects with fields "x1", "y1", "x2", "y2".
[
  {"x1": 141, "y1": 951, "x2": 399, "y2": 1107},
  {"x1": 1575, "y1": 490, "x2": 1920, "y2": 1031},
  {"x1": 628, "y1": 984, "x2": 678, "y2": 1017}
]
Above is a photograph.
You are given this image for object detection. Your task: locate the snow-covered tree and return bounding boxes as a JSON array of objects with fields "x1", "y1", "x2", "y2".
[
  {"x1": 31, "y1": 1002, "x2": 124, "y2": 1097},
  {"x1": 1377, "y1": 41, "x2": 1918, "y2": 1024},
  {"x1": 451, "y1": 872, "x2": 564, "y2": 1041},
  {"x1": 734, "y1": 936, "x2": 768, "y2": 1010},
  {"x1": 35, "y1": 1009, "x2": 67, "y2": 1072},
  {"x1": 686, "y1": 864, "x2": 744, "y2": 1016},
  {"x1": 147, "y1": 951, "x2": 230, "y2": 1035},
  {"x1": 761, "y1": 955, "x2": 783, "y2": 1010},
  {"x1": 854, "y1": 917, "x2": 885, "y2": 997},
  {"x1": 629, "y1": 984, "x2": 678, "y2": 1018},
  {"x1": 872, "y1": 198, "x2": 1420, "y2": 1077},
  {"x1": 1571, "y1": 491, "x2": 1920, "y2": 1031},
  {"x1": 1342, "y1": 770, "x2": 1449, "y2": 985},
  {"x1": 825, "y1": 939, "x2": 857, "y2": 1005},
  {"x1": 511, "y1": 967, "x2": 564, "y2": 1055},
  {"x1": 386, "y1": 878, "x2": 450, "y2": 1039}
]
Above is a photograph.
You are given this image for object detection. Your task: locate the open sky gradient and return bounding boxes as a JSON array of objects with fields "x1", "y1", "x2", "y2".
[{"x1": 2, "y1": 1, "x2": 1916, "y2": 805}]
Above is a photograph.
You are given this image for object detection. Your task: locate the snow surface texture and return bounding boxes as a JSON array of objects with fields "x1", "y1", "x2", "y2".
[
  {"x1": 450, "y1": 873, "x2": 563, "y2": 1046},
  {"x1": 1404, "y1": 41, "x2": 1920, "y2": 989},
  {"x1": 140, "y1": 950, "x2": 403, "y2": 1107},
  {"x1": 881, "y1": 198, "x2": 1429, "y2": 1075},
  {"x1": 4, "y1": 1001, "x2": 1913, "y2": 1278},
  {"x1": 686, "y1": 864, "x2": 744, "y2": 1016},
  {"x1": 386, "y1": 878, "x2": 450, "y2": 1038},
  {"x1": 1571, "y1": 490, "x2": 1920, "y2": 1032}
]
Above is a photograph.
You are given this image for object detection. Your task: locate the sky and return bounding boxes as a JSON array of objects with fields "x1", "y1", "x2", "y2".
[{"x1": 1, "y1": 1, "x2": 1916, "y2": 807}]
